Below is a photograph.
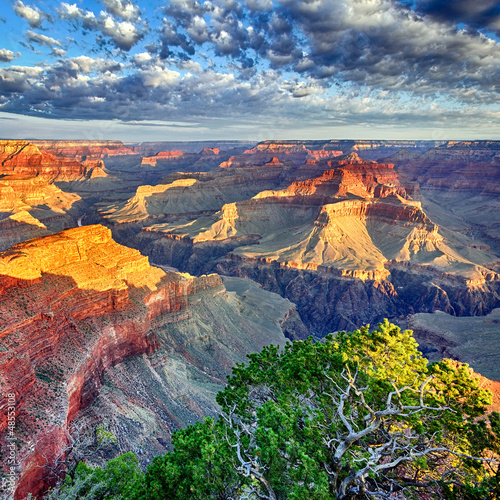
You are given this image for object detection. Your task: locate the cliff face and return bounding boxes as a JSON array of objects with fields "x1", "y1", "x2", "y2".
[
  {"x1": 113, "y1": 148, "x2": 500, "y2": 335},
  {"x1": 30, "y1": 141, "x2": 135, "y2": 161},
  {"x1": 0, "y1": 141, "x2": 108, "y2": 182},
  {"x1": 385, "y1": 142, "x2": 500, "y2": 255},
  {"x1": 0, "y1": 226, "x2": 296, "y2": 499}
]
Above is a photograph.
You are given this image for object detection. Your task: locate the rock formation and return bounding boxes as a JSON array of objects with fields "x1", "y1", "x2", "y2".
[
  {"x1": 384, "y1": 141, "x2": 500, "y2": 255},
  {"x1": 0, "y1": 226, "x2": 297, "y2": 499},
  {"x1": 108, "y1": 150, "x2": 500, "y2": 335}
]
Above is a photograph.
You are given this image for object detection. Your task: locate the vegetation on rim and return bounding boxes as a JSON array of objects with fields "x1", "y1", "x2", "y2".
[{"x1": 42, "y1": 321, "x2": 500, "y2": 499}]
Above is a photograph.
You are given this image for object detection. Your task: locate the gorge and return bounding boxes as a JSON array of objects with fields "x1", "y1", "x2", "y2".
[{"x1": 0, "y1": 138, "x2": 499, "y2": 499}]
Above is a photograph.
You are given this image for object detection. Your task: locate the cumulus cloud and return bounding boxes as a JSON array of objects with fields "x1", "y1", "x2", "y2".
[
  {"x1": 59, "y1": 3, "x2": 144, "y2": 50},
  {"x1": 2, "y1": 0, "x2": 500, "y2": 135},
  {"x1": 99, "y1": 0, "x2": 141, "y2": 21},
  {"x1": 0, "y1": 49, "x2": 18, "y2": 62},
  {"x1": 13, "y1": 1, "x2": 50, "y2": 28}
]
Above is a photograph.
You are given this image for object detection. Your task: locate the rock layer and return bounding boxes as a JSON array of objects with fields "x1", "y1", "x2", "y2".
[
  {"x1": 0, "y1": 225, "x2": 297, "y2": 499},
  {"x1": 114, "y1": 149, "x2": 500, "y2": 334}
]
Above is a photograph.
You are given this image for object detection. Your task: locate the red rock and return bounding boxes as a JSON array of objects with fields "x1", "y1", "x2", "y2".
[{"x1": 0, "y1": 226, "x2": 223, "y2": 498}]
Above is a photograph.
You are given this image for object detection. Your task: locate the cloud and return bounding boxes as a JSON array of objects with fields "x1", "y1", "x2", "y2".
[
  {"x1": 59, "y1": 3, "x2": 144, "y2": 51},
  {"x1": 26, "y1": 30, "x2": 62, "y2": 48},
  {"x1": 414, "y1": 0, "x2": 500, "y2": 33},
  {"x1": 0, "y1": 49, "x2": 18, "y2": 63},
  {"x1": 2, "y1": 0, "x2": 500, "y2": 136},
  {"x1": 99, "y1": 0, "x2": 141, "y2": 21},
  {"x1": 13, "y1": 1, "x2": 50, "y2": 28},
  {"x1": 51, "y1": 47, "x2": 67, "y2": 58},
  {"x1": 99, "y1": 13, "x2": 143, "y2": 50},
  {"x1": 0, "y1": 66, "x2": 44, "y2": 95}
]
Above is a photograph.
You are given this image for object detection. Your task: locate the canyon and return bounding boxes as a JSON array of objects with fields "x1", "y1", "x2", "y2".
[
  {"x1": 0, "y1": 138, "x2": 499, "y2": 498},
  {"x1": 0, "y1": 225, "x2": 298, "y2": 499}
]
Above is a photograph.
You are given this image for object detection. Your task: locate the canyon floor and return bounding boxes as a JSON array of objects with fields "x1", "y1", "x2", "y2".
[{"x1": 0, "y1": 138, "x2": 499, "y2": 499}]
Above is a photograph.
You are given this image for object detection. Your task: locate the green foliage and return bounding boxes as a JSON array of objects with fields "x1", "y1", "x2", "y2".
[
  {"x1": 96, "y1": 427, "x2": 117, "y2": 447},
  {"x1": 45, "y1": 453, "x2": 144, "y2": 500},
  {"x1": 44, "y1": 320, "x2": 499, "y2": 500},
  {"x1": 143, "y1": 418, "x2": 243, "y2": 500}
]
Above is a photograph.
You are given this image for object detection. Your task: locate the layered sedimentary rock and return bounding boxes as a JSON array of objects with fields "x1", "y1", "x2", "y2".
[
  {"x1": 242, "y1": 139, "x2": 446, "y2": 160},
  {"x1": 385, "y1": 141, "x2": 500, "y2": 254},
  {"x1": 31, "y1": 141, "x2": 135, "y2": 161},
  {"x1": 110, "y1": 150, "x2": 500, "y2": 334},
  {"x1": 0, "y1": 141, "x2": 109, "y2": 182},
  {"x1": 101, "y1": 156, "x2": 300, "y2": 226},
  {"x1": 0, "y1": 226, "x2": 296, "y2": 499}
]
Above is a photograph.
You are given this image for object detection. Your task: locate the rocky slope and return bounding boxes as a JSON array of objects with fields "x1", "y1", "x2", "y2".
[
  {"x1": 105, "y1": 149, "x2": 499, "y2": 334},
  {"x1": 407, "y1": 308, "x2": 500, "y2": 382},
  {"x1": 0, "y1": 226, "x2": 297, "y2": 499},
  {"x1": 384, "y1": 141, "x2": 500, "y2": 255}
]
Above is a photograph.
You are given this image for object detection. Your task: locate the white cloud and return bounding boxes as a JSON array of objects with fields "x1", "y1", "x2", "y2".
[
  {"x1": 26, "y1": 30, "x2": 62, "y2": 48},
  {"x1": 133, "y1": 52, "x2": 153, "y2": 65},
  {"x1": 140, "y1": 67, "x2": 180, "y2": 87},
  {"x1": 13, "y1": 1, "x2": 49, "y2": 28},
  {"x1": 99, "y1": 0, "x2": 141, "y2": 21},
  {"x1": 59, "y1": 3, "x2": 143, "y2": 50},
  {"x1": 0, "y1": 49, "x2": 17, "y2": 62},
  {"x1": 100, "y1": 13, "x2": 143, "y2": 51}
]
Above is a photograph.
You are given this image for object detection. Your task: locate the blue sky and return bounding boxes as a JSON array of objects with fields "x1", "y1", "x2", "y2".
[{"x1": 0, "y1": 0, "x2": 499, "y2": 141}]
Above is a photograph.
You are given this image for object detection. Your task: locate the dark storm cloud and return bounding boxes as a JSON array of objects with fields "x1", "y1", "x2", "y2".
[{"x1": 413, "y1": 0, "x2": 500, "y2": 33}]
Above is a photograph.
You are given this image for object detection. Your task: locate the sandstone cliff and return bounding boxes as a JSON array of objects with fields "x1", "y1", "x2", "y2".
[
  {"x1": 0, "y1": 226, "x2": 296, "y2": 499},
  {"x1": 118, "y1": 151, "x2": 500, "y2": 335}
]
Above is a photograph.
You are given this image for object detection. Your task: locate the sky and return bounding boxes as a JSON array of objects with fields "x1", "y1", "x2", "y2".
[{"x1": 0, "y1": 0, "x2": 499, "y2": 141}]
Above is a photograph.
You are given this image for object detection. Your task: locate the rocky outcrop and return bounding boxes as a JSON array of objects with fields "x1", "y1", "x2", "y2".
[
  {"x1": 118, "y1": 150, "x2": 500, "y2": 335},
  {"x1": 141, "y1": 151, "x2": 186, "y2": 166},
  {"x1": 0, "y1": 141, "x2": 107, "y2": 182},
  {"x1": 0, "y1": 226, "x2": 298, "y2": 499}
]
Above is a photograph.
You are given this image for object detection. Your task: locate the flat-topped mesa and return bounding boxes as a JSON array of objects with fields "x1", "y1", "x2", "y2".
[
  {"x1": 0, "y1": 225, "x2": 223, "y2": 499},
  {"x1": 243, "y1": 141, "x2": 310, "y2": 155},
  {"x1": 0, "y1": 225, "x2": 166, "y2": 293},
  {"x1": 141, "y1": 150, "x2": 186, "y2": 166}
]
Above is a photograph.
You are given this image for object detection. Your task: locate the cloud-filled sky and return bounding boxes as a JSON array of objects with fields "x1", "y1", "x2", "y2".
[{"x1": 0, "y1": 0, "x2": 499, "y2": 141}]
